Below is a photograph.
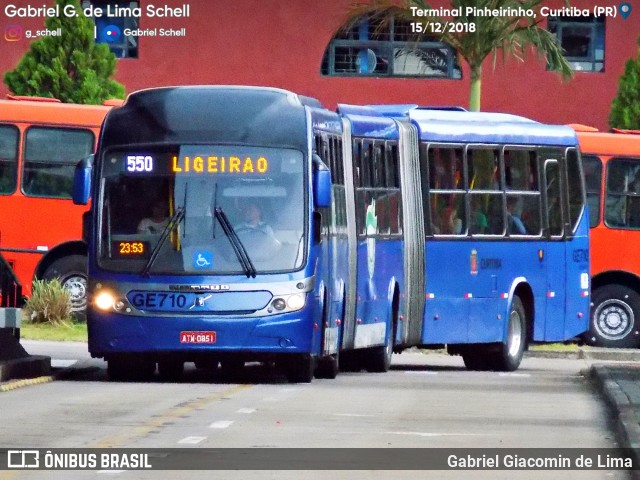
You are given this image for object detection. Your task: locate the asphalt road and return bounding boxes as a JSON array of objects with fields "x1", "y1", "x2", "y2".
[{"x1": 0, "y1": 343, "x2": 631, "y2": 480}]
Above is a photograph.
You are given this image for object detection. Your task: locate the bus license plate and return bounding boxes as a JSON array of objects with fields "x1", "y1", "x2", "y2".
[{"x1": 180, "y1": 331, "x2": 216, "y2": 344}]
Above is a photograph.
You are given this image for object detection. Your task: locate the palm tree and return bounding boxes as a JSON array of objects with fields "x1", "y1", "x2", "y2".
[{"x1": 347, "y1": 0, "x2": 573, "y2": 111}]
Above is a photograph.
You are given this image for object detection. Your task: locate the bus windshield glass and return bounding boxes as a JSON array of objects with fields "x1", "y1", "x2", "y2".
[{"x1": 97, "y1": 145, "x2": 306, "y2": 275}]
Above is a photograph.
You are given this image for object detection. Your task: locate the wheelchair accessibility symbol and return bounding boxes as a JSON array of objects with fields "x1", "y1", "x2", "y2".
[{"x1": 193, "y1": 251, "x2": 213, "y2": 270}]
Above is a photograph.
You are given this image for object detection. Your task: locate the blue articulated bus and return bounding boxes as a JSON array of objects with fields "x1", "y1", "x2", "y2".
[
  {"x1": 74, "y1": 87, "x2": 590, "y2": 382},
  {"x1": 335, "y1": 105, "x2": 590, "y2": 371},
  {"x1": 74, "y1": 86, "x2": 346, "y2": 382}
]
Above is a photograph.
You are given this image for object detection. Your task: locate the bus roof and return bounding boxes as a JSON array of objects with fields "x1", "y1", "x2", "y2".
[
  {"x1": 573, "y1": 129, "x2": 640, "y2": 157},
  {"x1": 411, "y1": 111, "x2": 577, "y2": 147},
  {"x1": 0, "y1": 98, "x2": 112, "y2": 127},
  {"x1": 343, "y1": 114, "x2": 399, "y2": 139},
  {"x1": 337, "y1": 104, "x2": 468, "y2": 118},
  {"x1": 101, "y1": 86, "x2": 311, "y2": 151}
]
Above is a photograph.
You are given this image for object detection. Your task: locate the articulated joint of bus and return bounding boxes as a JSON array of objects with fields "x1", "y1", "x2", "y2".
[{"x1": 88, "y1": 277, "x2": 315, "y2": 318}]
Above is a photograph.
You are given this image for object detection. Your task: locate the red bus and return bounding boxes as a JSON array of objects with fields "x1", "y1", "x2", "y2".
[
  {"x1": 574, "y1": 125, "x2": 640, "y2": 348},
  {"x1": 0, "y1": 96, "x2": 115, "y2": 314}
]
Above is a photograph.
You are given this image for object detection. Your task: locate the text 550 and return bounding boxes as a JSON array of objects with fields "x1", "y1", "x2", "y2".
[{"x1": 127, "y1": 155, "x2": 154, "y2": 172}]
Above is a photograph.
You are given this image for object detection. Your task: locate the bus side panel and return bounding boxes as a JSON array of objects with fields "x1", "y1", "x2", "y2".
[
  {"x1": 422, "y1": 241, "x2": 469, "y2": 344},
  {"x1": 564, "y1": 214, "x2": 590, "y2": 340},
  {"x1": 352, "y1": 237, "x2": 401, "y2": 348}
]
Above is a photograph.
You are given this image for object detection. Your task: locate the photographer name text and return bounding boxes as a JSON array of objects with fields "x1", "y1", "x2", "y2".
[{"x1": 5, "y1": 3, "x2": 190, "y2": 18}]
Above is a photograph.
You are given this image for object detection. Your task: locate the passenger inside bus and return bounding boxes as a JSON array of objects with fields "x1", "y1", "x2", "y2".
[
  {"x1": 469, "y1": 195, "x2": 489, "y2": 234},
  {"x1": 507, "y1": 196, "x2": 527, "y2": 234}
]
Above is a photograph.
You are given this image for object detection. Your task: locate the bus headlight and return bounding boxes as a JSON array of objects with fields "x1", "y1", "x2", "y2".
[
  {"x1": 286, "y1": 294, "x2": 306, "y2": 311},
  {"x1": 95, "y1": 292, "x2": 115, "y2": 311}
]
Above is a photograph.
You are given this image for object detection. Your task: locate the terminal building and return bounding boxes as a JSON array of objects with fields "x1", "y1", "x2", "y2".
[{"x1": 0, "y1": 0, "x2": 638, "y2": 130}]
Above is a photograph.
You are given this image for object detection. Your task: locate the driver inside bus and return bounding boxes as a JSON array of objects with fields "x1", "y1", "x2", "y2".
[
  {"x1": 235, "y1": 201, "x2": 281, "y2": 247},
  {"x1": 137, "y1": 199, "x2": 169, "y2": 234}
]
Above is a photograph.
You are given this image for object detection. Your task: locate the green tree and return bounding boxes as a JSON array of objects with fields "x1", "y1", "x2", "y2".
[
  {"x1": 348, "y1": 0, "x2": 572, "y2": 111},
  {"x1": 610, "y1": 36, "x2": 640, "y2": 129},
  {"x1": 3, "y1": 0, "x2": 125, "y2": 104}
]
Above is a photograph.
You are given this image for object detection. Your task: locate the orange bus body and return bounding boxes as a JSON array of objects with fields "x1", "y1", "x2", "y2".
[
  {"x1": 575, "y1": 128, "x2": 640, "y2": 347},
  {"x1": 0, "y1": 97, "x2": 112, "y2": 312}
]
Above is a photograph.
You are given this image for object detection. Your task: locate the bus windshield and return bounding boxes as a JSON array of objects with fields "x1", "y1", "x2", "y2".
[{"x1": 97, "y1": 144, "x2": 306, "y2": 275}]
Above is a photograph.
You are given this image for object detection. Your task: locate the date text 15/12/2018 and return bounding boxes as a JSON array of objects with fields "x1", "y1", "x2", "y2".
[{"x1": 411, "y1": 22, "x2": 476, "y2": 33}]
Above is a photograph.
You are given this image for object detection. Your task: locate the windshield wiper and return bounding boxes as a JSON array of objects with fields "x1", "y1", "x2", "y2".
[
  {"x1": 141, "y1": 207, "x2": 185, "y2": 277},
  {"x1": 214, "y1": 206, "x2": 256, "y2": 278}
]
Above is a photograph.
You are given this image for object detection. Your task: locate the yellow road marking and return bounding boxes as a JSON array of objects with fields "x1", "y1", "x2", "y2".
[
  {"x1": 0, "y1": 376, "x2": 54, "y2": 393},
  {"x1": 93, "y1": 383, "x2": 252, "y2": 448}
]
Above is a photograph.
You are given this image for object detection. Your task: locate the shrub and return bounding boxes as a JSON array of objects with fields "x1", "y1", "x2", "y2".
[
  {"x1": 24, "y1": 279, "x2": 72, "y2": 325},
  {"x1": 3, "y1": 0, "x2": 125, "y2": 104},
  {"x1": 610, "y1": 36, "x2": 640, "y2": 129}
]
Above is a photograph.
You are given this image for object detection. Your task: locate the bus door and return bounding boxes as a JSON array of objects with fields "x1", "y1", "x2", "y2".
[
  {"x1": 541, "y1": 156, "x2": 566, "y2": 341},
  {"x1": 563, "y1": 148, "x2": 590, "y2": 339}
]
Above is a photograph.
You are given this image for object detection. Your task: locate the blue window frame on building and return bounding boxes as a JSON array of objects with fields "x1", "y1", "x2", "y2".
[
  {"x1": 82, "y1": 0, "x2": 139, "y2": 59},
  {"x1": 548, "y1": 15, "x2": 605, "y2": 72},
  {"x1": 322, "y1": 16, "x2": 461, "y2": 79}
]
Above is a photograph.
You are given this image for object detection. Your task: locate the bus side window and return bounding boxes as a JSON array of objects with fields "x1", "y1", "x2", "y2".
[
  {"x1": 582, "y1": 155, "x2": 602, "y2": 227},
  {"x1": 428, "y1": 146, "x2": 465, "y2": 236}
]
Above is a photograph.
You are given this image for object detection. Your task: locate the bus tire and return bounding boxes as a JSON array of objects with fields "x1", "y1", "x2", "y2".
[
  {"x1": 587, "y1": 285, "x2": 640, "y2": 348},
  {"x1": 315, "y1": 354, "x2": 339, "y2": 379},
  {"x1": 365, "y1": 319, "x2": 395, "y2": 373},
  {"x1": 158, "y1": 360, "x2": 184, "y2": 381},
  {"x1": 284, "y1": 354, "x2": 314, "y2": 383},
  {"x1": 42, "y1": 255, "x2": 88, "y2": 319},
  {"x1": 491, "y1": 295, "x2": 526, "y2": 372},
  {"x1": 461, "y1": 349, "x2": 492, "y2": 371}
]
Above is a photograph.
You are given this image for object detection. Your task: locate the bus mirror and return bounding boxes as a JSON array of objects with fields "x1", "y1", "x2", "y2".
[
  {"x1": 313, "y1": 154, "x2": 332, "y2": 208},
  {"x1": 73, "y1": 155, "x2": 93, "y2": 205}
]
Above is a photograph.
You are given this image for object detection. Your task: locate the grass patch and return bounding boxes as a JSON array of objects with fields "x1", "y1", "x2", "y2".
[
  {"x1": 529, "y1": 342, "x2": 579, "y2": 351},
  {"x1": 20, "y1": 322, "x2": 87, "y2": 342}
]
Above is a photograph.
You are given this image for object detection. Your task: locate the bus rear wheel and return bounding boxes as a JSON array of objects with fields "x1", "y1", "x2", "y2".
[{"x1": 587, "y1": 285, "x2": 640, "y2": 348}]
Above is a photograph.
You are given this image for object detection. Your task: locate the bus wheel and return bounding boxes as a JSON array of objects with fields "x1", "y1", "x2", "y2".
[
  {"x1": 461, "y1": 349, "x2": 492, "y2": 371},
  {"x1": 315, "y1": 354, "x2": 339, "y2": 379},
  {"x1": 158, "y1": 360, "x2": 184, "y2": 381},
  {"x1": 364, "y1": 320, "x2": 395, "y2": 373},
  {"x1": 491, "y1": 296, "x2": 526, "y2": 372},
  {"x1": 284, "y1": 354, "x2": 314, "y2": 383},
  {"x1": 107, "y1": 356, "x2": 155, "y2": 381},
  {"x1": 588, "y1": 285, "x2": 640, "y2": 348},
  {"x1": 42, "y1": 255, "x2": 88, "y2": 318}
]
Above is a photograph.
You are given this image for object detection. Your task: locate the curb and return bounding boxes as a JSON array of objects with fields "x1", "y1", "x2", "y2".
[
  {"x1": 527, "y1": 348, "x2": 640, "y2": 362},
  {"x1": 589, "y1": 365, "x2": 640, "y2": 479}
]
